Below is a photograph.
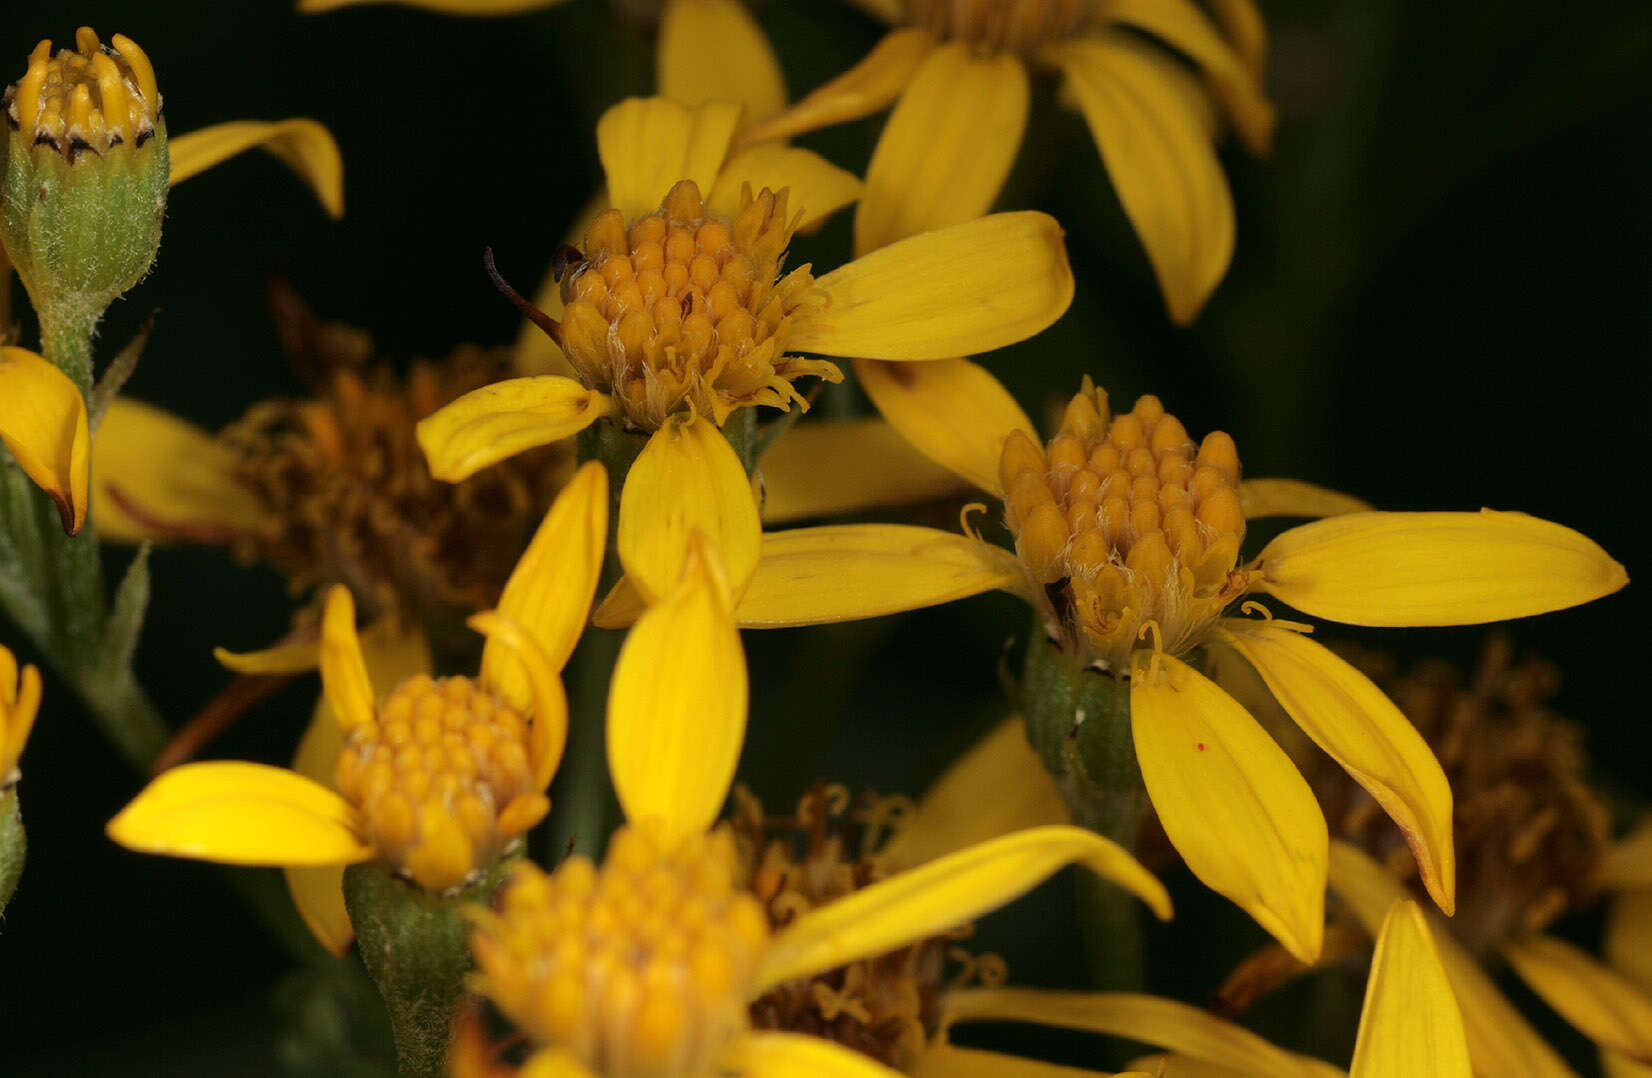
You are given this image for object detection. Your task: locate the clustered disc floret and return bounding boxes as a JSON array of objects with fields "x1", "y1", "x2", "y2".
[
  {"x1": 1001, "y1": 380, "x2": 1248, "y2": 672},
  {"x1": 559, "y1": 178, "x2": 841, "y2": 430},
  {"x1": 3, "y1": 28, "x2": 159, "y2": 158},
  {"x1": 905, "y1": 0, "x2": 1087, "y2": 53}
]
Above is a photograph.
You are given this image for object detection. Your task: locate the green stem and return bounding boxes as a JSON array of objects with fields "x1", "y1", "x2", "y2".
[{"x1": 1, "y1": 786, "x2": 24, "y2": 913}]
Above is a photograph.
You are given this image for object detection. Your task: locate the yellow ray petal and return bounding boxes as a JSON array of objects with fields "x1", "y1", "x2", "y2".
[
  {"x1": 607, "y1": 538, "x2": 746, "y2": 843},
  {"x1": 591, "y1": 574, "x2": 648, "y2": 629},
  {"x1": 416, "y1": 375, "x2": 605, "y2": 483},
  {"x1": 168, "y1": 120, "x2": 344, "y2": 218},
  {"x1": 1504, "y1": 934, "x2": 1652, "y2": 1064},
  {"x1": 284, "y1": 862, "x2": 351, "y2": 957},
  {"x1": 754, "y1": 824, "x2": 1169, "y2": 992},
  {"x1": 794, "y1": 212, "x2": 1073, "y2": 360},
  {"x1": 730, "y1": 1030, "x2": 905, "y2": 1077},
  {"x1": 1123, "y1": 1056, "x2": 1282, "y2": 1078},
  {"x1": 732, "y1": 524, "x2": 1026, "y2": 627},
  {"x1": 0, "y1": 345, "x2": 90, "y2": 534},
  {"x1": 1598, "y1": 822, "x2": 1652, "y2": 891},
  {"x1": 320, "y1": 586, "x2": 376, "y2": 733},
  {"x1": 107, "y1": 761, "x2": 370, "y2": 866},
  {"x1": 658, "y1": 0, "x2": 786, "y2": 123},
  {"x1": 1608, "y1": 891, "x2": 1652, "y2": 993},
  {"x1": 1047, "y1": 33, "x2": 1235, "y2": 325},
  {"x1": 1350, "y1": 899, "x2": 1471, "y2": 1078},
  {"x1": 1328, "y1": 840, "x2": 1578, "y2": 1078},
  {"x1": 910, "y1": 1045, "x2": 1113, "y2": 1078},
  {"x1": 1237, "y1": 478, "x2": 1371, "y2": 520},
  {"x1": 942, "y1": 989, "x2": 1327, "y2": 1077},
  {"x1": 854, "y1": 356, "x2": 1035, "y2": 495},
  {"x1": 1215, "y1": 620, "x2": 1455, "y2": 914},
  {"x1": 619, "y1": 415, "x2": 762, "y2": 603},
  {"x1": 1130, "y1": 651, "x2": 1326, "y2": 963},
  {"x1": 1, "y1": 657, "x2": 41, "y2": 775},
  {"x1": 1206, "y1": 0, "x2": 1269, "y2": 79},
  {"x1": 708, "y1": 143, "x2": 862, "y2": 234},
  {"x1": 214, "y1": 638, "x2": 320, "y2": 676},
  {"x1": 469, "y1": 611, "x2": 570, "y2": 792},
  {"x1": 483, "y1": 461, "x2": 607, "y2": 705},
  {"x1": 516, "y1": 189, "x2": 607, "y2": 379},
  {"x1": 1253, "y1": 510, "x2": 1629, "y2": 627},
  {"x1": 880, "y1": 716, "x2": 1068, "y2": 871},
  {"x1": 757, "y1": 416, "x2": 970, "y2": 524},
  {"x1": 598, "y1": 97, "x2": 741, "y2": 223},
  {"x1": 300, "y1": 0, "x2": 562, "y2": 11},
  {"x1": 736, "y1": 28, "x2": 933, "y2": 145},
  {"x1": 854, "y1": 43, "x2": 1029, "y2": 255}
]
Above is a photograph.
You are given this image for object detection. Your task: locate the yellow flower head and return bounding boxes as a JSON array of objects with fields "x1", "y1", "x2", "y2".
[
  {"x1": 5, "y1": 28, "x2": 160, "y2": 160},
  {"x1": 0, "y1": 644, "x2": 42, "y2": 786},
  {"x1": 905, "y1": 0, "x2": 1088, "y2": 53},
  {"x1": 1001, "y1": 380, "x2": 1248, "y2": 672},
  {"x1": 559, "y1": 178, "x2": 839, "y2": 430}
]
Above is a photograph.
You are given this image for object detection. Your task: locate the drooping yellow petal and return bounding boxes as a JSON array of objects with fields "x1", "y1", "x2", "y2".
[
  {"x1": 415, "y1": 375, "x2": 605, "y2": 483},
  {"x1": 1206, "y1": 0, "x2": 1269, "y2": 79},
  {"x1": 1130, "y1": 651, "x2": 1326, "y2": 963},
  {"x1": 1504, "y1": 935, "x2": 1652, "y2": 1064},
  {"x1": 708, "y1": 143, "x2": 862, "y2": 233},
  {"x1": 1047, "y1": 33, "x2": 1235, "y2": 325},
  {"x1": 607, "y1": 538, "x2": 746, "y2": 843},
  {"x1": 1215, "y1": 620, "x2": 1455, "y2": 914},
  {"x1": 658, "y1": 0, "x2": 786, "y2": 123},
  {"x1": 1328, "y1": 841, "x2": 1577, "y2": 1078},
  {"x1": 469, "y1": 611, "x2": 569, "y2": 793},
  {"x1": 107, "y1": 761, "x2": 371, "y2": 866},
  {"x1": 854, "y1": 44, "x2": 1029, "y2": 255},
  {"x1": 483, "y1": 461, "x2": 607, "y2": 706},
  {"x1": 214, "y1": 638, "x2": 320, "y2": 676},
  {"x1": 1349, "y1": 899, "x2": 1471, "y2": 1078},
  {"x1": 168, "y1": 120, "x2": 344, "y2": 218},
  {"x1": 0, "y1": 345, "x2": 90, "y2": 534},
  {"x1": 618, "y1": 415, "x2": 762, "y2": 603},
  {"x1": 736, "y1": 28, "x2": 933, "y2": 145},
  {"x1": 757, "y1": 416, "x2": 970, "y2": 524},
  {"x1": 597, "y1": 97, "x2": 742, "y2": 223},
  {"x1": 1598, "y1": 822, "x2": 1652, "y2": 891},
  {"x1": 1253, "y1": 510, "x2": 1629, "y2": 627},
  {"x1": 854, "y1": 356, "x2": 1035, "y2": 495},
  {"x1": 910, "y1": 1045, "x2": 1113, "y2": 1078},
  {"x1": 754, "y1": 825, "x2": 1169, "y2": 992},
  {"x1": 284, "y1": 862, "x2": 351, "y2": 957},
  {"x1": 319, "y1": 586, "x2": 376, "y2": 733},
  {"x1": 1608, "y1": 891, "x2": 1652, "y2": 992},
  {"x1": 729, "y1": 1030, "x2": 904, "y2": 1077},
  {"x1": 793, "y1": 212, "x2": 1073, "y2": 360},
  {"x1": 1237, "y1": 478, "x2": 1371, "y2": 520},
  {"x1": 881, "y1": 717, "x2": 1068, "y2": 871},
  {"x1": 92, "y1": 398, "x2": 272, "y2": 545},
  {"x1": 299, "y1": 0, "x2": 562, "y2": 12}
]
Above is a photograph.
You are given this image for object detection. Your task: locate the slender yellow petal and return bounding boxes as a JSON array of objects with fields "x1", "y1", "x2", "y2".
[
  {"x1": 658, "y1": 0, "x2": 786, "y2": 122},
  {"x1": 854, "y1": 44, "x2": 1029, "y2": 255},
  {"x1": 910, "y1": 1046, "x2": 1113, "y2": 1078},
  {"x1": 757, "y1": 416, "x2": 970, "y2": 524},
  {"x1": 0, "y1": 345, "x2": 90, "y2": 534},
  {"x1": 730, "y1": 1030, "x2": 904, "y2": 1077},
  {"x1": 1237, "y1": 478, "x2": 1371, "y2": 520},
  {"x1": 1215, "y1": 620, "x2": 1455, "y2": 914},
  {"x1": 1349, "y1": 899, "x2": 1471, "y2": 1078},
  {"x1": 320, "y1": 586, "x2": 376, "y2": 733},
  {"x1": 1206, "y1": 0, "x2": 1269, "y2": 79},
  {"x1": 284, "y1": 862, "x2": 351, "y2": 956},
  {"x1": 1253, "y1": 510, "x2": 1629, "y2": 627},
  {"x1": 1328, "y1": 840, "x2": 1578, "y2": 1078},
  {"x1": 483, "y1": 461, "x2": 607, "y2": 705},
  {"x1": 1504, "y1": 935, "x2": 1652, "y2": 1063},
  {"x1": 598, "y1": 97, "x2": 741, "y2": 223},
  {"x1": 1123, "y1": 1056, "x2": 1274, "y2": 1078},
  {"x1": 736, "y1": 28, "x2": 933, "y2": 145},
  {"x1": 415, "y1": 375, "x2": 605, "y2": 483},
  {"x1": 1, "y1": 658, "x2": 41, "y2": 776},
  {"x1": 214, "y1": 638, "x2": 320, "y2": 676},
  {"x1": 168, "y1": 120, "x2": 344, "y2": 218},
  {"x1": 708, "y1": 143, "x2": 862, "y2": 233},
  {"x1": 607, "y1": 539, "x2": 746, "y2": 843},
  {"x1": 1608, "y1": 891, "x2": 1652, "y2": 992},
  {"x1": 754, "y1": 825, "x2": 1170, "y2": 992},
  {"x1": 794, "y1": 212, "x2": 1073, "y2": 360},
  {"x1": 300, "y1": 0, "x2": 562, "y2": 11},
  {"x1": 107, "y1": 762, "x2": 371, "y2": 866},
  {"x1": 591, "y1": 574, "x2": 648, "y2": 630},
  {"x1": 515, "y1": 190, "x2": 606, "y2": 379},
  {"x1": 93, "y1": 398, "x2": 271, "y2": 545},
  {"x1": 1609, "y1": 1052, "x2": 1652, "y2": 1078},
  {"x1": 619, "y1": 415, "x2": 762, "y2": 603},
  {"x1": 1048, "y1": 33, "x2": 1235, "y2": 325},
  {"x1": 1130, "y1": 651, "x2": 1326, "y2": 963},
  {"x1": 881, "y1": 716, "x2": 1068, "y2": 871},
  {"x1": 1599, "y1": 823, "x2": 1652, "y2": 890},
  {"x1": 469, "y1": 611, "x2": 569, "y2": 792},
  {"x1": 854, "y1": 356, "x2": 1035, "y2": 495}
]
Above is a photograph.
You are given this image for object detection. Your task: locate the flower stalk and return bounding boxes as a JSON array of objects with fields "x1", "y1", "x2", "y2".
[{"x1": 0, "y1": 786, "x2": 23, "y2": 912}]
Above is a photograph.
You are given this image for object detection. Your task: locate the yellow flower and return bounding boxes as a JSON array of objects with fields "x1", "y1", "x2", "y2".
[
  {"x1": 0, "y1": 643, "x2": 42, "y2": 787},
  {"x1": 455, "y1": 534, "x2": 1170, "y2": 1077},
  {"x1": 599, "y1": 364, "x2": 1628, "y2": 965},
  {"x1": 105, "y1": 461, "x2": 608, "y2": 952},
  {"x1": 0, "y1": 344, "x2": 90, "y2": 533}
]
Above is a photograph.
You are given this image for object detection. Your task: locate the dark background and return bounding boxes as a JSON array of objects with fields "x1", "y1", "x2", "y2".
[{"x1": 1, "y1": 0, "x2": 1647, "y2": 1072}]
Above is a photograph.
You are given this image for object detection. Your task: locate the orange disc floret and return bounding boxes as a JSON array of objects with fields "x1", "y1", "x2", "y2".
[
  {"x1": 4, "y1": 28, "x2": 159, "y2": 158},
  {"x1": 334, "y1": 674, "x2": 549, "y2": 893},
  {"x1": 905, "y1": 0, "x2": 1088, "y2": 54},
  {"x1": 1000, "y1": 380, "x2": 1248, "y2": 672},
  {"x1": 558, "y1": 179, "x2": 841, "y2": 431}
]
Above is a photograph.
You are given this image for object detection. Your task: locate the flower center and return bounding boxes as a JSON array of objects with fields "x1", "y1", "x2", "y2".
[
  {"x1": 904, "y1": 0, "x2": 1089, "y2": 53},
  {"x1": 469, "y1": 825, "x2": 770, "y2": 1078},
  {"x1": 559, "y1": 179, "x2": 840, "y2": 430},
  {"x1": 334, "y1": 674, "x2": 548, "y2": 892},
  {"x1": 4, "y1": 29, "x2": 159, "y2": 159},
  {"x1": 1000, "y1": 382, "x2": 1248, "y2": 672}
]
